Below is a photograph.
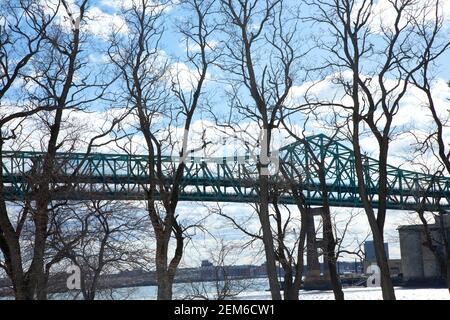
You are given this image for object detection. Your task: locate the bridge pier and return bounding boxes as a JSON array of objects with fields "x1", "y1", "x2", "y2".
[{"x1": 303, "y1": 207, "x2": 332, "y2": 290}]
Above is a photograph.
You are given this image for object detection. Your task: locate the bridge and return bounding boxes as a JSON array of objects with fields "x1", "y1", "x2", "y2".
[{"x1": 2, "y1": 134, "x2": 450, "y2": 211}]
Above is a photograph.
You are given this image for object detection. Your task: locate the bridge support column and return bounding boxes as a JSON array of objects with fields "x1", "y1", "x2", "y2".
[
  {"x1": 305, "y1": 211, "x2": 321, "y2": 279},
  {"x1": 303, "y1": 207, "x2": 332, "y2": 290}
]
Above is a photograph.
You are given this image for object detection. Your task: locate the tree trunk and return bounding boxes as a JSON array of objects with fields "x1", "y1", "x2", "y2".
[
  {"x1": 279, "y1": 164, "x2": 309, "y2": 300},
  {"x1": 26, "y1": 198, "x2": 49, "y2": 300},
  {"x1": 446, "y1": 256, "x2": 450, "y2": 293},
  {"x1": 323, "y1": 217, "x2": 344, "y2": 300},
  {"x1": 155, "y1": 236, "x2": 172, "y2": 300},
  {"x1": 157, "y1": 272, "x2": 173, "y2": 300},
  {"x1": 0, "y1": 143, "x2": 27, "y2": 300},
  {"x1": 281, "y1": 260, "x2": 299, "y2": 300},
  {"x1": 308, "y1": 140, "x2": 344, "y2": 301},
  {"x1": 321, "y1": 207, "x2": 343, "y2": 300},
  {"x1": 283, "y1": 276, "x2": 299, "y2": 300},
  {"x1": 153, "y1": 223, "x2": 183, "y2": 300},
  {"x1": 0, "y1": 218, "x2": 27, "y2": 300},
  {"x1": 259, "y1": 174, "x2": 282, "y2": 300},
  {"x1": 351, "y1": 108, "x2": 396, "y2": 300},
  {"x1": 372, "y1": 230, "x2": 395, "y2": 300},
  {"x1": 327, "y1": 259, "x2": 344, "y2": 300}
]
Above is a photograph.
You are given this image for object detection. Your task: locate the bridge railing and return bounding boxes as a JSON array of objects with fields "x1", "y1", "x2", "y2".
[{"x1": 2, "y1": 134, "x2": 450, "y2": 210}]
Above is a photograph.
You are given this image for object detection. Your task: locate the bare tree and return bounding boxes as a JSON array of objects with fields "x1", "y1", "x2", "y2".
[
  {"x1": 270, "y1": 197, "x2": 307, "y2": 300},
  {"x1": 279, "y1": 119, "x2": 345, "y2": 299},
  {"x1": 23, "y1": 0, "x2": 121, "y2": 299},
  {"x1": 304, "y1": 0, "x2": 446, "y2": 299},
  {"x1": 108, "y1": 0, "x2": 217, "y2": 300},
  {"x1": 216, "y1": 192, "x2": 307, "y2": 300},
  {"x1": 0, "y1": 0, "x2": 59, "y2": 300},
  {"x1": 217, "y1": 0, "x2": 303, "y2": 300},
  {"x1": 0, "y1": 0, "x2": 122, "y2": 299},
  {"x1": 408, "y1": 3, "x2": 450, "y2": 286},
  {"x1": 334, "y1": 210, "x2": 369, "y2": 264},
  {"x1": 181, "y1": 239, "x2": 256, "y2": 300},
  {"x1": 48, "y1": 201, "x2": 152, "y2": 300}
]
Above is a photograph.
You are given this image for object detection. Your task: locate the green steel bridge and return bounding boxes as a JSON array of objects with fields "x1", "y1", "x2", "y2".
[{"x1": 2, "y1": 134, "x2": 450, "y2": 211}]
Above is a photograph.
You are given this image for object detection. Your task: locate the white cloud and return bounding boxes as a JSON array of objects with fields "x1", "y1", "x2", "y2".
[
  {"x1": 100, "y1": 0, "x2": 174, "y2": 13},
  {"x1": 368, "y1": 0, "x2": 450, "y2": 34},
  {"x1": 169, "y1": 62, "x2": 200, "y2": 91},
  {"x1": 286, "y1": 69, "x2": 450, "y2": 173},
  {"x1": 85, "y1": 6, "x2": 128, "y2": 39},
  {"x1": 169, "y1": 62, "x2": 213, "y2": 91},
  {"x1": 183, "y1": 40, "x2": 219, "y2": 54},
  {"x1": 38, "y1": 1, "x2": 128, "y2": 38}
]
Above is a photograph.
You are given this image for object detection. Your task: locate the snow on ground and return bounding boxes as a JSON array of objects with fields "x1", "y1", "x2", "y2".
[
  {"x1": 239, "y1": 287, "x2": 450, "y2": 300},
  {"x1": 98, "y1": 278, "x2": 450, "y2": 300},
  {"x1": 3, "y1": 278, "x2": 447, "y2": 300}
]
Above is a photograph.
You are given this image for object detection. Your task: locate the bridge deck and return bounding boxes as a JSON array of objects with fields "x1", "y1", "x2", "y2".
[{"x1": 2, "y1": 134, "x2": 450, "y2": 211}]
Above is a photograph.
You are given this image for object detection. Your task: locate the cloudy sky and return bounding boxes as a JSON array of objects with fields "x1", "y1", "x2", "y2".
[{"x1": 3, "y1": 0, "x2": 450, "y2": 267}]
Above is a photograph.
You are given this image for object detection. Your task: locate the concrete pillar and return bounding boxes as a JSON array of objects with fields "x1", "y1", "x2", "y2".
[
  {"x1": 423, "y1": 228, "x2": 443, "y2": 279},
  {"x1": 304, "y1": 207, "x2": 331, "y2": 290},
  {"x1": 399, "y1": 227, "x2": 424, "y2": 282},
  {"x1": 306, "y1": 213, "x2": 321, "y2": 279}
]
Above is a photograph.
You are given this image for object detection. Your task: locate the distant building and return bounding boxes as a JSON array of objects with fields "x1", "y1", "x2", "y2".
[
  {"x1": 398, "y1": 214, "x2": 450, "y2": 284},
  {"x1": 364, "y1": 240, "x2": 389, "y2": 263},
  {"x1": 201, "y1": 260, "x2": 213, "y2": 268},
  {"x1": 363, "y1": 240, "x2": 390, "y2": 273}
]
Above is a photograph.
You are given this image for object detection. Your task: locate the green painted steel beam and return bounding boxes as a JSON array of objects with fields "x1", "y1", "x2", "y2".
[{"x1": 2, "y1": 134, "x2": 450, "y2": 211}]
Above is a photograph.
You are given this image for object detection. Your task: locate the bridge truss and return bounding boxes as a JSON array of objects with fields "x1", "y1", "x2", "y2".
[{"x1": 2, "y1": 134, "x2": 450, "y2": 211}]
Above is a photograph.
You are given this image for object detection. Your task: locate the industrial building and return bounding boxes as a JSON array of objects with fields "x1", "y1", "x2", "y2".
[{"x1": 398, "y1": 214, "x2": 450, "y2": 285}]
